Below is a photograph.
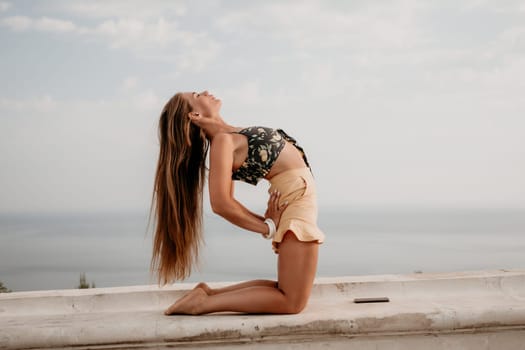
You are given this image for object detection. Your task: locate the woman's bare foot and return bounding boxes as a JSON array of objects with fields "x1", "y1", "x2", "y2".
[
  {"x1": 165, "y1": 288, "x2": 207, "y2": 315},
  {"x1": 162, "y1": 282, "x2": 212, "y2": 316}
]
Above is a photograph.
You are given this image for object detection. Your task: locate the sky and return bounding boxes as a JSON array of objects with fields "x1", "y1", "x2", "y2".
[{"x1": 1, "y1": 0, "x2": 524, "y2": 214}]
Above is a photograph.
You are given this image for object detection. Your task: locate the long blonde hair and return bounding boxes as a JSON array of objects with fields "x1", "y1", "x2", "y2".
[{"x1": 148, "y1": 93, "x2": 209, "y2": 285}]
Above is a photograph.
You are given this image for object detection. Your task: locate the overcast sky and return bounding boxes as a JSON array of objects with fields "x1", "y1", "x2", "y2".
[{"x1": 1, "y1": 0, "x2": 524, "y2": 214}]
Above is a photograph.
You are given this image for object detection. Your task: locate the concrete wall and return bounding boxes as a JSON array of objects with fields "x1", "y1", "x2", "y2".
[{"x1": 1, "y1": 269, "x2": 524, "y2": 349}]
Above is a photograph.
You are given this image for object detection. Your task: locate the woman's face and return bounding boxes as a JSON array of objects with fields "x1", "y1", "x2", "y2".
[{"x1": 183, "y1": 90, "x2": 222, "y2": 117}]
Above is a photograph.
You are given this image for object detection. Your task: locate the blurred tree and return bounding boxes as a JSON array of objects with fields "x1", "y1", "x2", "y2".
[{"x1": 77, "y1": 273, "x2": 95, "y2": 289}]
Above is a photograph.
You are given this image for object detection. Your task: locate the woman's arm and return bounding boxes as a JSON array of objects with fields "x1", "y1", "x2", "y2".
[{"x1": 208, "y1": 133, "x2": 269, "y2": 235}]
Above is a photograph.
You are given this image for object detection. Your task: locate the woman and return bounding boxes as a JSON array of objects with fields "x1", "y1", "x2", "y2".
[{"x1": 150, "y1": 90, "x2": 325, "y2": 315}]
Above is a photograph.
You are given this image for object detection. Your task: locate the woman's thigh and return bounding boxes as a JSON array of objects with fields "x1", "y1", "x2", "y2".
[{"x1": 277, "y1": 231, "x2": 319, "y2": 301}]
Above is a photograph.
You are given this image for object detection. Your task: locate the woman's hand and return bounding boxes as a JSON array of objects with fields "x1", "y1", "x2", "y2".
[{"x1": 264, "y1": 190, "x2": 288, "y2": 229}]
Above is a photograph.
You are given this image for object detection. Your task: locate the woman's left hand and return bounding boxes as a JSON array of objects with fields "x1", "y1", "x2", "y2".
[{"x1": 264, "y1": 190, "x2": 288, "y2": 228}]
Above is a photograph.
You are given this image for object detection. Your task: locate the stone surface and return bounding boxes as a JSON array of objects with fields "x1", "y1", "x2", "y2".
[{"x1": 1, "y1": 269, "x2": 525, "y2": 349}]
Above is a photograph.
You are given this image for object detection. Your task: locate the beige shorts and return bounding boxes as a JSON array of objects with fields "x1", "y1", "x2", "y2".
[{"x1": 268, "y1": 167, "x2": 325, "y2": 253}]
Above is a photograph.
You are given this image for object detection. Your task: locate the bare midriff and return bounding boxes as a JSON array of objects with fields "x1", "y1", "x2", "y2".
[{"x1": 265, "y1": 141, "x2": 308, "y2": 180}]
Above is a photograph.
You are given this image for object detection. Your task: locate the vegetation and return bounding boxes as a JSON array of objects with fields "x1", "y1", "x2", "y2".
[
  {"x1": 77, "y1": 273, "x2": 96, "y2": 289},
  {"x1": 0, "y1": 281, "x2": 12, "y2": 293}
]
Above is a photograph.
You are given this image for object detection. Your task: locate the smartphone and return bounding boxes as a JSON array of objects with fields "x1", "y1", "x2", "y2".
[{"x1": 353, "y1": 297, "x2": 390, "y2": 303}]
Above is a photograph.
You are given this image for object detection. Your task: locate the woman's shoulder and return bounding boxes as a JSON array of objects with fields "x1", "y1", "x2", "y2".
[{"x1": 211, "y1": 132, "x2": 235, "y2": 147}]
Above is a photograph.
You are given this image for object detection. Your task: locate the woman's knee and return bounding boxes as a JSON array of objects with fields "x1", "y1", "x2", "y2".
[
  {"x1": 279, "y1": 289, "x2": 309, "y2": 314},
  {"x1": 285, "y1": 298, "x2": 308, "y2": 314}
]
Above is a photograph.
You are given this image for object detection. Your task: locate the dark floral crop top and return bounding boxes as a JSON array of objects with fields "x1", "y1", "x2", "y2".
[{"x1": 231, "y1": 126, "x2": 311, "y2": 185}]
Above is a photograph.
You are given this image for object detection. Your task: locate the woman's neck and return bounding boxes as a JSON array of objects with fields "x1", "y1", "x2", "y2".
[{"x1": 202, "y1": 117, "x2": 238, "y2": 139}]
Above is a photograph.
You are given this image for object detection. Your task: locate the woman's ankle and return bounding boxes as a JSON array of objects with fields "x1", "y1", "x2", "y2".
[{"x1": 195, "y1": 282, "x2": 214, "y2": 295}]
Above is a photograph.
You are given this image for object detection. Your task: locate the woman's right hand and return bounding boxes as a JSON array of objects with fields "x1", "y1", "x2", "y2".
[{"x1": 264, "y1": 190, "x2": 288, "y2": 229}]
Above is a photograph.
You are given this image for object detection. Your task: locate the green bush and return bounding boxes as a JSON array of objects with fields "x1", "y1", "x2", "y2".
[{"x1": 0, "y1": 281, "x2": 12, "y2": 293}]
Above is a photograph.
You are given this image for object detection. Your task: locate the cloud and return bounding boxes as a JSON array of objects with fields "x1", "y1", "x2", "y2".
[
  {"x1": 501, "y1": 25, "x2": 525, "y2": 51},
  {"x1": 35, "y1": 16, "x2": 76, "y2": 32},
  {"x1": 91, "y1": 17, "x2": 221, "y2": 70},
  {"x1": 0, "y1": 15, "x2": 31, "y2": 31},
  {"x1": 1, "y1": 13, "x2": 220, "y2": 69},
  {"x1": 0, "y1": 88, "x2": 164, "y2": 115},
  {"x1": 1, "y1": 15, "x2": 177, "y2": 45},
  {"x1": 0, "y1": 15, "x2": 77, "y2": 32},
  {"x1": 300, "y1": 62, "x2": 335, "y2": 94},
  {"x1": 0, "y1": 1, "x2": 10, "y2": 12},
  {"x1": 216, "y1": 0, "x2": 424, "y2": 50},
  {"x1": 135, "y1": 90, "x2": 163, "y2": 111},
  {"x1": 221, "y1": 81, "x2": 261, "y2": 106},
  {"x1": 172, "y1": 34, "x2": 221, "y2": 72},
  {"x1": 59, "y1": 0, "x2": 187, "y2": 19},
  {"x1": 94, "y1": 17, "x2": 180, "y2": 49},
  {"x1": 0, "y1": 95, "x2": 57, "y2": 112},
  {"x1": 121, "y1": 76, "x2": 139, "y2": 91}
]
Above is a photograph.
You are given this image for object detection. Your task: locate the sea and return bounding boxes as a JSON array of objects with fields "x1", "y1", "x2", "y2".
[{"x1": 1, "y1": 208, "x2": 524, "y2": 292}]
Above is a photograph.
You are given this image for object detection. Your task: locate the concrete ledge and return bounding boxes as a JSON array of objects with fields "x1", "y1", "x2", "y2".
[{"x1": 1, "y1": 269, "x2": 525, "y2": 349}]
